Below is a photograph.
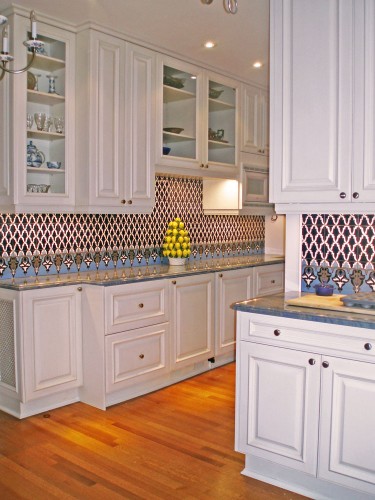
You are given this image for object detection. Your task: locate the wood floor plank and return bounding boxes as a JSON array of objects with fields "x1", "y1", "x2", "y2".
[{"x1": 0, "y1": 362, "x2": 309, "y2": 499}]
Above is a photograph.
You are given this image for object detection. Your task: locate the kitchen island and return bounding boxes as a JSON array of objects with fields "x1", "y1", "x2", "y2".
[{"x1": 232, "y1": 292, "x2": 375, "y2": 500}]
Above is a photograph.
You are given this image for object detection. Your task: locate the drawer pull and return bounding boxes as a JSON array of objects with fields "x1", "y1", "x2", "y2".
[
  {"x1": 77, "y1": 287, "x2": 82, "y2": 292},
  {"x1": 121, "y1": 199, "x2": 126, "y2": 204},
  {"x1": 273, "y1": 329, "x2": 281, "y2": 336},
  {"x1": 219, "y1": 273, "x2": 223, "y2": 278},
  {"x1": 364, "y1": 343, "x2": 372, "y2": 351},
  {"x1": 271, "y1": 280, "x2": 275, "y2": 284},
  {"x1": 308, "y1": 358, "x2": 316, "y2": 365},
  {"x1": 139, "y1": 354, "x2": 144, "y2": 359},
  {"x1": 172, "y1": 280, "x2": 177, "y2": 285},
  {"x1": 322, "y1": 361, "x2": 329, "y2": 368},
  {"x1": 138, "y1": 303, "x2": 144, "y2": 308}
]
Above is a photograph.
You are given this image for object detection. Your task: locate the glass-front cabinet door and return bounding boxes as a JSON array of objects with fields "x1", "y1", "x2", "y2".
[
  {"x1": 207, "y1": 75, "x2": 238, "y2": 171},
  {"x1": 7, "y1": 12, "x2": 75, "y2": 212},
  {"x1": 156, "y1": 55, "x2": 240, "y2": 179}
]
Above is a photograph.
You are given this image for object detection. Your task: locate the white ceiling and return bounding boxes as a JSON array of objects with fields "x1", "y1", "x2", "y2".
[{"x1": 1, "y1": 0, "x2": 270, "y2": 87}]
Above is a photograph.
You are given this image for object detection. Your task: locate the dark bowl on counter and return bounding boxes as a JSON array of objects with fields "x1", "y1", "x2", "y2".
[{"x1": 314, "y1": 284, "x2": 334, "y2": 296}]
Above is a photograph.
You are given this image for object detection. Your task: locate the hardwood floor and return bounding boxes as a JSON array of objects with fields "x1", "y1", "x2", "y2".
[{"x1": 0, "y1": 363, "x2": 308, "y2": 499}]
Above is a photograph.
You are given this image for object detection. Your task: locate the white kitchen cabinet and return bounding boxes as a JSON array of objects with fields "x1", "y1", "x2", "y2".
[
  {"x1": 1, "y1": 10, "x2": 76, "y2": 212},
  {"x1": 170, "y1": 274, "x2": 215, "y2": 369},
  {"x1": 253, "y1": 263, "x2": 284, "y2": 297},
  {"x1": 155, "y1": 55, "x2": 240, "y2": 179},
  {"x1": 237, "y1": 342, "x2": 320, "y2": 474},
  {"x1": 236, "y1": 311, "x2": 375, "y2": 498},
  {"x1": 240, "y1": 84, "x2": 269, "y2": 156},
  {"x1": 269, "y1": 0, "x2": 375, "y2": 213},
  {"x1": 215, "y1": 268, "x2": 253, "y2": 358},
  {"x1": 76, "y1": 29, "x2": 156, "y2": 213},
  {"x1": 21, "y1": 286, "x2": 82, "y2": 402}
]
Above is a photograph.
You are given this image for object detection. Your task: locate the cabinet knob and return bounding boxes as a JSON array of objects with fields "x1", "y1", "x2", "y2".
[
  {"x1": 121, "y1": 199, "x2": 126, "y2": 204},
  {"x1": 271, "y1": 279, "x2": 275, "y2": 284},
  {"x1": 273, "y1": 329, "x2": 281, "y2": 336},
  {"x1": 308, "y1": 358, "x2": 316, "y2": 365},
  {"x1": 200, "y1": 164, "x2": 205, "y2": 169},
  {"x1": 77, "y1": 286, "x2": 82, "y2": 292},
  {"x1": 322, "y1": 361, "x2": 329, "y2": 368},
  {"x1": 139, "y1": 353, "x2": 144, "y2": 359},
  {"x1": 339, "y1": 192, "x2": 346, "y2": 199},
  {"x1": 128, "y1": 200, "x2": 133, "y2": 205},
  {"x1": 219, "y1": 273, "x2": 223, "y2": 278},
  {"x1": 364, "y1": 343, "x2": 372, "y2": 351},
  {"x1": 172, "y1": 280, "x2": 176, "y2": 285},
  {"x1": 352, "y1": 192, "x2": 359, "y2": 199},
  {"x1": 138, "y1": 303, "x2": 144, "y2": 308}
]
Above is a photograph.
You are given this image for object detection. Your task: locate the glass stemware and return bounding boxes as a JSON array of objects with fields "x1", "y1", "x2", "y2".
[
  {"x1": 34, "y1": 112, "x2": 46, "y2": 131},
  {"x1": 26, "y1": 114, "x2": 34, "y2": 129},
  {"x1": 54, "y1": 116, "x2": 64, "y2": 134}
]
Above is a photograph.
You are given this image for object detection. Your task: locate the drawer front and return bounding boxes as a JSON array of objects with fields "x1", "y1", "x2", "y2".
[
  {"x1": 105, "y1": 281, "x2": 169, "y2": 334},
  {"x1": 105, "y1": 323, "x2": 169, "y2": 392},
  {"x1": 253, "y1": 264, "x2": 284, "y2": 297},
  {"x1": 238, "y1": 312, "x2": 375, "y2": 361}
]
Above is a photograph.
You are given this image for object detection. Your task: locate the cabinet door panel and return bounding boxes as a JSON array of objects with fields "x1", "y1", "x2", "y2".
[
  {"x1": 237, "y1": 342, "x2": 320, "y2": 474},
  {"x1": 319, "y1": 356, "x2": 375, "y2": 490},
  {"x1": 270, "y1": 0, "x2": 352, "y2": 203},
  {"x1": 171, "y1": 275, "x2": 214, "y2": 369},
  {"x1": 22, "y1": 287, "x2": 82, "y2": 401},
  {"x1": 353, "y1": 0, "x2": 375, "y2": 201},
  {"x1": 216, "y1": 269, "x2": 252, "y2": 356},
  {"x1": 91, "y1": 34, "x2": 123, "y2": 205},
  {"x1": 125, "y1": 44, "x2": 155, "y2": 206}
]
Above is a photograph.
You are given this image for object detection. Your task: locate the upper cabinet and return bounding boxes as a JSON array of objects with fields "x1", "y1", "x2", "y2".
[
  {"x1": 240, "y1": 84, "x2": 269, "y2": 156},
  {"x1": 270, "y1": 0, "x2": 375, "y2": 213},
  {"x1": 155, "y1": 55, "x2": 240, "y2": 179},
  {"x1": 76, "y1": 29, "x2": 156, "y2": 213},
  {"x1": 1, "y1": 11, "x2": 76, "y2": 212}
]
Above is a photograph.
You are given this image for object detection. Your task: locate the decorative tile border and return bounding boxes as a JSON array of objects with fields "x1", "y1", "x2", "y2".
[
  {"x1": 0, "y1": 176, "x2": 265, "y2": 279},
  {"x1": 301, "y1": 214, "x2": 375, "y2": 294}
]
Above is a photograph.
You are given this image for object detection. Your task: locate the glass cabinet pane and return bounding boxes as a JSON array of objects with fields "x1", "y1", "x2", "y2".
[
  {"x1": 208, "y1": 79, "x2": 236, "y2": 165},
  {"x1": 26, "y1": 34, "x2": 66, "y2": 196},
  {"x1": 162, "y1": 65, "x2": 197, "y2": 160}
]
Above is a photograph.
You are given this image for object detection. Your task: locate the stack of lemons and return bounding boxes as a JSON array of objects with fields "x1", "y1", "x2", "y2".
[{"x1": 162, "y1": 217, "x2": 191, "y2": 259}]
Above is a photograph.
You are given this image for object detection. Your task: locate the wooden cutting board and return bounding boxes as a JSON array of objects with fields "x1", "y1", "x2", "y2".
[{"x1": 285, "y1": 294, "x2": 375, "y2": 316}]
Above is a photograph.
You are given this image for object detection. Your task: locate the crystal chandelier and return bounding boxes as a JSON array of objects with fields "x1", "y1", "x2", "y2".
[
  {"x1": 201, "y1": 0, "x2": 238, "y2": 14},
  {"x1": 0, "y1": 11, "x2": 45, "y2": 81}
]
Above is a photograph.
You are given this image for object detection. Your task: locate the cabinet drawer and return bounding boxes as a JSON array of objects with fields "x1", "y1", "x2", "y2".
[
  {"x1": 253, "y1": 264, "x2": 284, "y2": 297},
  {"x1": 105, "y1": 323, "x2": 169, "y2": 393},
  {"x1": 238, "y1": 312, "x2": 375, "y2": 361},
  {"x1": 105, "y1": 280, "x2": 169, "y2": 334}
]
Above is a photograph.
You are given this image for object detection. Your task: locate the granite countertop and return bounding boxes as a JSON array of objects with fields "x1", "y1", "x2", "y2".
[
  {"x1": 0, "y1": 254, "x2": 284, "y2": 291},
  {"x1": 232, "y1": 291, "x2": 375, "y2": 330}
]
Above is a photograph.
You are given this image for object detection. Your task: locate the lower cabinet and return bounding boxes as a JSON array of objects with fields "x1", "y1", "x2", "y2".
[
  {"x1": 236, "y1": 312, "x2": 375, "y2": 498},
  {"x1": 22, "y1": 286, "x2": 83, "y2": 401},
  {"x1": 215, "y1": 268, "x2": 253, "y2": 358},
  {"x1": 0, "y1": 285, "x2": 83, "y2": 419},
  {"x1": 170, "y1": 273, "x2": 215, "y2": 369}
]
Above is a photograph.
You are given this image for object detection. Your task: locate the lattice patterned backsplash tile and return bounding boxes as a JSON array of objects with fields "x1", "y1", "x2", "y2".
[
  {"x1": 0, "y1": 176, "x2": 265, "y2": 279},
  {"x1": 301, "y1": 214, "x2": 375, "y2": 294}
]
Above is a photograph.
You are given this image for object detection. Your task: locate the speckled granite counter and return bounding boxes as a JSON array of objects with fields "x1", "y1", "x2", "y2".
[
  {"x1": 232, "y1": 291, "x2": 375, "y2": 330},
  {"x1": 0, "y1": 254, "x2": 284, "y2": 291}
]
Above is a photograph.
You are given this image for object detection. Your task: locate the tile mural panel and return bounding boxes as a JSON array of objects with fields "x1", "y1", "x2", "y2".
[
  {"x1": 0, "y1": 176, "x2": 265, "y2": 279},
  {"x1": 301, "y1": 214, "x2": 375, "y2": 294}
]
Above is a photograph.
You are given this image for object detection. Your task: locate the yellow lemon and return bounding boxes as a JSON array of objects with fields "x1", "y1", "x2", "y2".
[
  {"x1": 175, "y1": 217, "x2": 181, "y2": 222},
  {"x1": 182, "y1": 242, "x2": 187, "y2": 249},
  {"x1": 171, "y1": 249, "x2": 176, "y2": 257},
  {"x1": 176, "y1": 249, "x2": 182, "y2": 257},
  {"x1": 182, "y1": 249, "x2": 188, "y2": 257},
  {"x1": 172, "y1": 228, "x2": 178, "y2": 235},
  {"x1": 168, "y1": 243, "x2": 174, "y2": 250},
  {"x1": 179, "y1": 222, "x2": 184, "y2": 229},
  {"x1": 172, "y1": 221, "x2": 178, "y2": 228},
  {"x1": 175, "y1": 242, "x2": 180, "y2": 249},
  {"x1": 178, "y1": 236, "x2": 184, "y2": 243},
  {"x1": 171, "y1": 236, "x2": 176, "y2": 243}
]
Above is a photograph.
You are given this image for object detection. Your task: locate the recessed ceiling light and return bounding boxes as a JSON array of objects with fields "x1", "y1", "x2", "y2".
[
  {"x1": 253, "y1": 61, "x2": 263, "y2": 68},
  {"x1": 204, "y1": 41, "x2": 216, "y2": 49}
]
